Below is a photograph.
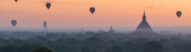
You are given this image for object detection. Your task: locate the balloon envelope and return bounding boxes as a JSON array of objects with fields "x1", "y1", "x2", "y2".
[
  {"x1": 176, "y1": 11, "x2": 182, "y2": 18},
  {"x1": 15, "y1": 0, "x2": 18, "y2": 2},
  {"x1": 90, "y1": 7, "x2": 95, "y2": 14},
  {"x1": 46, "y1": 3, "x2": 51, "y2": 10},
  {"x1": 11, "y1": 20, "x2": 17, "y2": 27}
]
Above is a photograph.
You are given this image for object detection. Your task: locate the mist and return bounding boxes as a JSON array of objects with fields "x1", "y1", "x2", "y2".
[{"x1": 0, "y1": 26, "x2": 190, "y2": 33}]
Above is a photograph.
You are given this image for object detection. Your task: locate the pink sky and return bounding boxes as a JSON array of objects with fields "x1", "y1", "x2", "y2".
[{"x1": 0, "y1": 0, "x2": 191, "y2": 28}]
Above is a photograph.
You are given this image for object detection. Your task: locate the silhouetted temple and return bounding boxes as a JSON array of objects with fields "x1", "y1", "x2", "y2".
[
  {"x1": 43, "y1": 21, "x2": 48, "y2": 34},
  {"x1": 132, "y1": 11, "x2": 157, "y2": 37},
  {"x1": 43, "y1": 21, "x2": 47, "y2": 29},
  {"x1": 109, "y1": 26, "x2": 114, "y2": 34}
]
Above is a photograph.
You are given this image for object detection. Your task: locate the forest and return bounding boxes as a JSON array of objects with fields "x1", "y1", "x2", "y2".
[{"x1": 0, "y1": 31, "x2": 191, "y2": 52}]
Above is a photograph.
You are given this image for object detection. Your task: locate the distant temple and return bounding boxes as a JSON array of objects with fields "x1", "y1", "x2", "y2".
[
  {"x1": 109, "y1": 26, "x2": 114, "y2": 34},
  {"x1": 43, "y1": 21, "x2": 47, "y2": 34},
  {"x1": 43, "y1": 21, "x2": 47, "y2": 29},
  {"x1": 132, "y1": 11, "x2": 157, "y2": 37}
]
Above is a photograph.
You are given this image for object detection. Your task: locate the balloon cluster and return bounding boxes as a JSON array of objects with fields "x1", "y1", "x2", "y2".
[
  {"x1": 12, "y1": 0, "x2": 18, "y2": 27},
  {"x1": 14, "y1": 0, "x2": 183, "y2": 17},
  {"x1": 15, "y1": 0, "x2": 96, "y2": 15},
  {"x1": 45, "y1": 2, "x2": 96, "y2": 15},
  {"x1": 12, "y1": 0, "x2": 184, "y2": 27}
]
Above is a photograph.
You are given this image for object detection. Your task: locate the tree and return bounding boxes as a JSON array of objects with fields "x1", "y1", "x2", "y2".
[
  {"x1": 123, "y1": 41, "x2": 141, "y2": 52},
  {"x1": 18, "y1": 43, "x2": 40, "y2": 52},
  {"x1": 172, "y1": 43, "x2": 191, "y2": 52},
  {"x1": 33, "y1": 47, "x2": 52, "y2": 52},
  {"x1": 85, "y1": 37, "x2": 105, "y2": 48},
  {"x1": 60, "y1": 46, "x2": 72, "y2": 52},
  {"x1": 46, "y1": 33, "x2": 58, "y2": 41},
  {"x1": 105, "y1": 49, "x2": 111, "y2": 52},
  {"x1": 142, "y1": 41, "x2": 163, "y2": 52},
  {"x1": 82, "y1": 47, "x2": 90, "y2": 52},
  {"x1": 111, "y1": 45, "x2": 122, "y2": 52},
  {"x1": 0, "y1": 45, "x2": 18, "y2": 52},
  {"x1": 66, "y1": 38, "x2": 79, "y2": 46},
  {"x1": 91, "y1": 48, "x2": 97, "y2": 52}
]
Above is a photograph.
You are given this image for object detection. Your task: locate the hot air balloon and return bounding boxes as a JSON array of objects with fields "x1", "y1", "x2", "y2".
[
  {"x1": 46, "y1": 3, "x2": 51, "y2": 10},
  {"x1": 176, "y1": 11, "x2": 182, "y2": 18},
  {"x1": 90, "y1": 7, "x2": 95, "y2": 14},
  {"x1": 15, "y1": 0, "x2": 18, "y2": 3},
  {"x1": 11, "y1": 20, "x2": 17, "y2": 27}
]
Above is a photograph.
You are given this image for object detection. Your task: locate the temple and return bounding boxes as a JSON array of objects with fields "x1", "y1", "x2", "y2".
[
  {"x1": 43, "y1": 21, "x2": 47, "y2": 29},
  {"x1": 109, "y1": 26, "x2": 114, "y2": 34},
  {"x1": 132, "y1": 11, "x2": 157, "y2": 37}
]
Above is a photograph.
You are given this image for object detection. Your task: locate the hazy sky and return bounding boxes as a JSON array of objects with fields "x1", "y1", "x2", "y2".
[{"x1": 0, "y1": 0, "x2": 191, "y2": 28}]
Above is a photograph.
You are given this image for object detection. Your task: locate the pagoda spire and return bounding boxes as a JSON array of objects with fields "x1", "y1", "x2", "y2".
[
  {"x1": 111, "y1": 26, "x2": 113, "y2": 29},
  {"x1": 109, "y1": 26, "x2": 114, "y2": 33},
  {"x1": 143, "y1": 10, "x2": 146, "y2": 21}
]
